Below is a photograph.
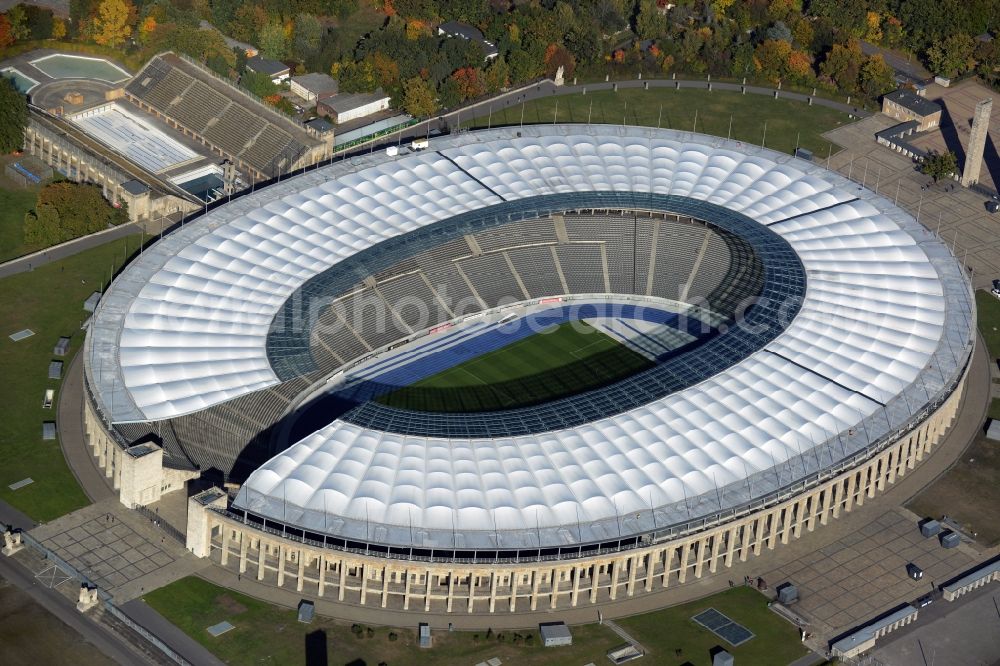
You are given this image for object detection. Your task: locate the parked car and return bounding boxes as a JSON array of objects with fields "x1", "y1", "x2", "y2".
[
  {"x1": 906, "y1": 563, "x2": 924, "y2": 580},
  {"x1": 991, "y1": 280, "x2": 1000, "y2": 299},
  {"x1": 987, "y1": 200, "x2": 999, "y2": 213},
  {"x1": 917, "y1": 594, "x2": 934, "y2": 607}
]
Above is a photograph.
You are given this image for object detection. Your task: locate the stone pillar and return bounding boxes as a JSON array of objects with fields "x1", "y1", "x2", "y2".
[
  {"x1": 678, "y1": 541, "x2": 692, "y2": 584},
  {"x1": 220, "y1": 528, "x2": 230, "y2": 566},
  {"x1": 844, "y1": 473, "x2": 858, "y2": 512},
  {"x1": 297, "y1": 552, "x2": 306, "y2": 592},
  {"x1": 550, "y1": 568, "x2": 560, "y2": 609},
  {"x1": 239, "y1": 534, "x2": 248, "y2": 573},
  {"x1": 509, "y1": 571, "x2": 518, "y2": 612},
  {"x1": 317, "y1": 556, "x2": 326, "y2": 597},
  {"x1": 709, "y1": 531, "x2": 724, "y2": 573},
  {"x1": 257, "y1": 541, "x2": 266, "y2": 581},
  {"x1": 529, "y1": 570, "x2": 541, "y2": 610},
  {"x1": 607, "y1": 559, "x2": 619, "y2": 600},
  {"x1": 571, "y1": 567, "x2": 582, "y2": 606},
  {"x1": 276, "y1": 545, "x2": 285, "y2": 587},
  {"x1": 961, "y1": 98, "x2": 992, "y2": 186},
  {"x1": 662, "y1": 548, "x2": 674, "y2": 587},
  {"x1": 403, "y1": 571, "x2": 412, "y2": 609},
  {"x1": 338, "y1": 563, "x2": 347, "y2": 601},
  {"x1": 488, "y1": 571, "x2": 498, "y2": 613},
  {"x1": 781, "y1": 506, "x2": 794, "y2": 545},
  {"x1": 645, "y1": 551, "x2": 659, "y2": 592},
  {"x1": 447, "y1": 571, "x2": 456, "y2": 612},
  {"x1": 425, "y1": 572, "x2": 434, "y2": 612}
]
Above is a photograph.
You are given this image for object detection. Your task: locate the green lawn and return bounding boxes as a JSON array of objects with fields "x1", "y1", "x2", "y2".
[
  {"x1": 617, "y1": 586, "x2": 809, "y2": 665},
  {"x1": 0, "y1": 186, "x2": 43, "y2": 263},
  {"x1": 975, "y1": 289, "x2": 1000, "y2": 360},
  {"x1": 144, "y1": 576, "x2": 624, "y2": 666},
  {"x1": 460, "y1": 87, "x2": 851, "y2": 158},
  {"x1": 0, "y1": 232, "x2": 142, "y2": 521},
  {"x1": 377, "y1": 320, "x2": 652, "y2": 412}
]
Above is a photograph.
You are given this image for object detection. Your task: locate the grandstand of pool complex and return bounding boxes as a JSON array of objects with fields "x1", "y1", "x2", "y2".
[{"x1": 82, "y1": 125, "x2": 974, "y2": 560}]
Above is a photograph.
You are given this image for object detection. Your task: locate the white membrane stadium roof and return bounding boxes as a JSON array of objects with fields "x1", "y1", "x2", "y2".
[{"x1": 86, "y1": 126, "x2": 973, "y2": 549}]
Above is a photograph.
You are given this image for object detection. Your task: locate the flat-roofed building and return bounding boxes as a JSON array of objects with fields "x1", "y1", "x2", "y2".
[
  {"x1": 318, "y1": 90, "x2": 391, "y2": 124},
  {"x1": 290, "y1": 73, "x2": 339, "y2": 103},
  {"x1": 437, "y1": 20, "x2": 499, "y2": 61},
  {"x1": 882, "y1": 89, "x2": 942, "y2": 131},
  {"x1": 246, "y1": 55, "x2": 290, "y2": 84}
]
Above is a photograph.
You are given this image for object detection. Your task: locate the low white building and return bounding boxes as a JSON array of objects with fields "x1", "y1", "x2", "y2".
[
  {"x1": 318, "y1": 90, "x2": 391, "y2": 124},
  {"x1": 539, "y1": 622, "x2": 572, "y2": 647},
  {"x1": 290, "y1": 73, "x2": 339, "y2": 103}
]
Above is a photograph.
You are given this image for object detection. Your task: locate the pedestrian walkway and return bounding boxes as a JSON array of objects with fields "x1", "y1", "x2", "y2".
[{"x1": 603, "y1": 618, "x2": 645, "y2": 652}]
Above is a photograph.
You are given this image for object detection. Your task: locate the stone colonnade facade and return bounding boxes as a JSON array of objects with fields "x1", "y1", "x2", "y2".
[
  {"x1": 84, "y1": 400, "x2": 197, "y2": 507},
  {"x1": 184, "y1": 368, "x2": 966, "y2": 614}
]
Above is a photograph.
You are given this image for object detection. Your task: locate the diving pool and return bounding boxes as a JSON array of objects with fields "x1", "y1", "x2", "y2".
[
  {"x1": 1, "y1": 67, "x2": 39, "y2": 93},
  {"x1": 29, "y1": 54, "x2": 130, "y2": 83}
]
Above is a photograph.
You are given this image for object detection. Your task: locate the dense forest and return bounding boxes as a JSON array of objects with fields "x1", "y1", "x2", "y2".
[{"x1": 2, "y1": 0, "x2": 997, "y2": 117}]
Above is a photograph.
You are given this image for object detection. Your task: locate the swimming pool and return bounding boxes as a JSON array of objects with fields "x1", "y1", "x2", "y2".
[
  {"x1": 29, "y1": 54, "x2": 130, "y2": 83},
  {"x1": 1, "y1": 67, "x2": 39, "y2": 93}
]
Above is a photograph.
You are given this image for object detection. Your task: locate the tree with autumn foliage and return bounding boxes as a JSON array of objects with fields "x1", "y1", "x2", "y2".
[
  {"x1": 401, "y1": 76, "x2": 437, "y2": 117},
  {"x1": 543, "y1": 44, "x2": 576, "y2": 80},
  {"x1": 0, "y1": 15, "x2": 14, "y2": 49},
  {"x1": 820, "y1": 41, "x2": 865, "y2": 93},
  {"x1": 450, "y1": 67, "x2": 485, "y2": 102},
  {"x1": 92, "y1": 0, "x2": 134, "y2": 48},
  {"x1": 858, "y1": 55, "x2": 895, "y2": 97}
]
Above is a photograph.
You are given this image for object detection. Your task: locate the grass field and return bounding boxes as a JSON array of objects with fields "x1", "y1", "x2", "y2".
[
  {"x1": 459, "y1": 87, "x2": 851, "y2": 158},
  {"x1": 0, "y1": 232, "x2": 142, "y2": 521},
  {"x1": 0, "y1": 182, "x2": 42, "y2": 263},
  {"x1": 377, "y1": 321, "x2": 652, "y2": 412},
  {"x1": 145, "y1": 577, "x2": 805, "y2": 666},
  {"x1": 974, "y1": 289, "x2": 1000, "y2": 361},
  {"x1": 144, "y1": 576, "x2": 623, "y2": 666},
  {"x1": 616, "y1": 586, "x2": 809, "y2": 665}
]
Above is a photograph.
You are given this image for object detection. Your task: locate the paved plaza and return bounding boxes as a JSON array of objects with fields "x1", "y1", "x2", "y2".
[
  {"x1": 28, "y1": 498, "x2": 206, "y2": 601},
  {"x1": 759, "y1": 507, "x2": 978, "y2": 637},
  {"x1": 824, "y1": 112, "x2": 1000, "y2": 291},
  {"x1": 910, "y1": 79, "x2": 999, "y2": 193}
]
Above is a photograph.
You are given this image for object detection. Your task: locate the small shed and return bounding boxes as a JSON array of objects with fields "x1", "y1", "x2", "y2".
[
  {"x1": 920, "y1": 519, "x2": 941, "y2": 537},
  {"x1": 539, "y1": 622, "x2": 572, "y2": 647},
  {"x1": 297, "y1": 600, "x2": 315, "y2": 623},
  {"x1": 48, "y1": 360, "x2": 63, "y2": 379},
  {"x1": 42, "y1": 422, "x2": 57, "y2": 440},
  {"x1": 713, "y1": 649, "x2": 734, "y2": 666},
  {"x1": 940, "y1": 531, "x2": 960, "y2": 548},
  {"x1": 794, "y1": 147, "x2": 813, "y2": 162},
  {"x1": 84, "y1": 291, "x2": 102, "y2": 312},
  {"x1": 986, "y1": 420, "x2": 1000, "y2": 441},
  {"x1": 419, "y1": 623, "x2": 431, "y2": 648},
  {"x1": 53, "y1": 337, "x2": 71, "y2": 356},
  {"x1": 776, "y1": 582, "x2": 799, "y2": 604}
]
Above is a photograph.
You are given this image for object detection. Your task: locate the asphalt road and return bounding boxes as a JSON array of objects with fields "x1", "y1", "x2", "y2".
[
  {"x1": 0, "y1": 222, "x2": 140, "y2": 279},
  {"x1": 0, "y1": 550, "x2": 152, "y2": 665}
]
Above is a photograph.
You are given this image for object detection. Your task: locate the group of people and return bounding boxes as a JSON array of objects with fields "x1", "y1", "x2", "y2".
[{"x1": 728, "y1": 575, "x2": 767, "y2": 591}]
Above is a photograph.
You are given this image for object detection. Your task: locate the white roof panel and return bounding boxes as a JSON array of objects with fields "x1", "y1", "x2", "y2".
[{"x1": 85, "y1": 126, "x2": 973, "y2": 548}]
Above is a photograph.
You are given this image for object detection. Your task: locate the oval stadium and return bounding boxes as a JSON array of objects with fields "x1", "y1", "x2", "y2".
[{"x1": 82, "y1": 125, "x2": 975, "y2": 613}]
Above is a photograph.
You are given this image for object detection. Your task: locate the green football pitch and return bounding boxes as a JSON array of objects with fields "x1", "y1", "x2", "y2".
[{"x1": 376, "y1": 321, "x2": 652, "y2": 412}]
